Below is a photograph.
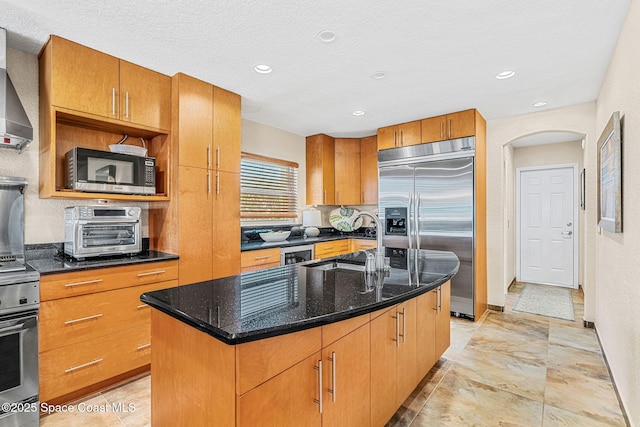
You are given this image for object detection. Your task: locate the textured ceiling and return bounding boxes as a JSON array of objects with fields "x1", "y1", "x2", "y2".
[{"x1": 0, "y1": 0, "x2": 631, "y2": 138}]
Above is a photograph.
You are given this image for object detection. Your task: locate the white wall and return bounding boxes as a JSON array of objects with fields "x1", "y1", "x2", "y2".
[
  {"x1": 486, "y1": 103, "x2": 596, "y2": 318},
  {"x1": 0, "y1": 48, "x2": 148, "y2": 244},
  {"x1": 593, "y1": 0, "x2": 640, "y2": 422}
]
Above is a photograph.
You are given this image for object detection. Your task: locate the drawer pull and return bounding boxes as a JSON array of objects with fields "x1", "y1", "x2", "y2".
[
  {"x1": 65, "y1": 358, "x2": 103, "y2": 373},
  {"x1": 137, "y1": 270, "x2": 166, "y2": 277},
  {"x1": 137, "y1": 343, "x2": 151, "y2": 350},
  {"x1": 137, "y1": 304, "x2": 149, "y2": 309},
  {"x1": 64, "y1": 313, "x2": 103, "y2": 325},
  {"x1": 64, "y1": 279, "x2": 103, "y2": 288},
  {"x1": 254, "y1": 255, "x2": 271, "y2": 260}
]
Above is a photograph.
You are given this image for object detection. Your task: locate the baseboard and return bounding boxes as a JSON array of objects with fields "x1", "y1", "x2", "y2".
[
  {"x1": 488, "y1": 304, "x2": 504, "y2": 312},
  {"x1": 507, "y1": 277, "x2": 517, "y2": 291},
  {"x1": 594, "y1": 326, "x2": 632, "y2": 427}
]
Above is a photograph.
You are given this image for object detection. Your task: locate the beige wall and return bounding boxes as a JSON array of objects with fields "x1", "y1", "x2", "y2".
[
  {"x1": 486, "y1": 103, "x2": 596, "y2": 318},
  {"x1": 0, "y1": 48, "x2": 148, "y2": 244},
  {"x1": 593, "y1": 0, "x2": 640, "y2": 422}
]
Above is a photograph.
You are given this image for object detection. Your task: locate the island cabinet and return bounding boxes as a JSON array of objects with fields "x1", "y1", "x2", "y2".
[
  {"x1": 38, "y1": 260, "x2": 178, "y2": 404},
  {"x1": 151, "y1": 73, "x2": 241, "y2": 283},
  {"x1": 38, "y1": 35, "x2": 172, "y2": 201},
  {"x1": 377, "y1": 120, "x2": 421, "y2": 150},
  {"x1": 149, "y1": 281, "x2": 452, "y2": 427},
  {"x1": 420, "y1": 109, "x2": 476, "y2": 144}
]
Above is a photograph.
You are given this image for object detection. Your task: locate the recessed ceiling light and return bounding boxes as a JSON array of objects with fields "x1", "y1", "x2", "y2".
[
  {"x1": 254, "y1": 64, "x2": 272, "y2": 74},
  {"x1": 495, "y1": 70, "x2": 515, "y2": 80},
  {"x1": 316, "y1": 30, "x2": 336, "y2": 43},
  {"x1": 371, "y1": 71, "x2": 387, "y2": 80},
  {"x1": 533, "y1": 101, "x2": 548, "y2": 107},
  {"x1": 352, "y1": 110, "x2": 366, "y2": 116}
]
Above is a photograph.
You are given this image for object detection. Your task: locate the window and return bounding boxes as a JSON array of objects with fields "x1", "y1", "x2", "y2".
[{"x1": 240, "y1": 153, "x2": 299, "y2": 221}]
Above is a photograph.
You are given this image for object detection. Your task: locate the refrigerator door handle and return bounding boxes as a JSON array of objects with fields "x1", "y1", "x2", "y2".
[
  {"x1": 407, "y1": 192, "x2": 413, "y2": 250},
  {"x1": 415, "y1": 192, "x2": 421, "y2": 250}
]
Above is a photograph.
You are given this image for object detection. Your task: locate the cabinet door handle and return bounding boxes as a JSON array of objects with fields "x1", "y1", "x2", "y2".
[
  {"x1": 65, "y1": 358, "x2": 103, "y2": 373},
  {"x1": 328, "y1": 351, "x2": 337, "y2": 402},
  {"x1": 136, "y1": 343, "x2": 151, "y2": 350},
  {"x1": 64, "y1": 279, "x2": 103, "y2": 288},
  {"x1": 137, "y1": 270, "x2": 166, "y2": 277},
  {"x1": 448, "y1": 119, "x2": 452, "y2": 138},
  {"x1": 254, "y1": 255, "x2": 271, "y2": 260},
  {"x1": 398, "y1": 308, "x2": 406, "y2": 343},
  {"x1": 125, "y1": 91, "x2": 129, "y2": 119},
  {"x1": 216, "y1": 172, "x2": 220, "y2": 195},
  {"x1": 314, "y1": 360, "x2": 323, "y2": 413},
  {"x1": 440, "y1": 121, "x2": 444, "y2": 139},
  {"x1": 394, "y1": 131, "x2": 398, "y2": 147},
  {"x1": 437, "y1": 287, "x2": 442, "y2": 313},
  {"x1": 112, "y1": 88, "x2": 116, "y2": 116},
  {"x1": 137, "y1": 304, "x2": 149, "y2": 309},
  {"x1": 393, "y1": 314, "x2": 399, "y2": 347},
  {"x1": 64, "y1": 313, "x2": 103, "y2": 325},
  {"x1": 207, "y1": 171, "x2": 211, "y2": 194},
  {"x1": 207, "y1": 145, "x2": 211, "y2": 168},
  {"x1": 216, "y1": 146, "x2": 221, "y2": 169},
  {"x1": 400, "y1": 130, "x2": 404, "y2": 146},
  {"x1": 323, "y1": 190, "x2": 327, "y2": 204},
  {"x1": 361, "y1": 191, "x2": 364, "y2": 204}
]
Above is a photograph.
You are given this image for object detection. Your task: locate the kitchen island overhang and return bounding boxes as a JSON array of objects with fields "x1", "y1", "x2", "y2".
[{"x1": 140, "y1": 247, "x2": 459, "y2": 344}]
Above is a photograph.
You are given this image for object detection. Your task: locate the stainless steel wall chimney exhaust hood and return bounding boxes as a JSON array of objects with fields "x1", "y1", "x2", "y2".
[{"x1": 0, "y1": 27, "x2": 33, "y2": 153}]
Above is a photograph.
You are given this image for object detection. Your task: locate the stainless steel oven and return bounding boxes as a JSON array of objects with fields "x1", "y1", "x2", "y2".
[
  {"x1": 0, "y1": 176, "x2": 40, "y2": 427},
  {"x1": 280, "y1": 245, "x2": 314, "y2": 265}
]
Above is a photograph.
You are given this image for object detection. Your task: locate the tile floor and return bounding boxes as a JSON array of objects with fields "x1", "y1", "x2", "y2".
[{"x1": 41, "y1": 283, "x2": 628, "y2": 426}]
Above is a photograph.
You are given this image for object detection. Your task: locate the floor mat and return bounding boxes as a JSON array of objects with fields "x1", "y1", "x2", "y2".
[{"x1": 512, "y1": 283, "x2": 575, "y2": 321}]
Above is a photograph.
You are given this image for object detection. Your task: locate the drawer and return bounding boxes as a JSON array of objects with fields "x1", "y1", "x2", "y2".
[
  {"x1": 40, "y1": 260, "x2": 179, "y2": 301},
  {"x1": 39, "y1": 324, "x2": 150, "y2": 402},
  {"x1": 241, "y1": 262, "x2": 280, "y2": 273},
  {"x1": 350, "y1": 238, "x2": 377, "y2": 252},
  {"x1": 39, "y1": 279, "x2": 177, "y2": 352},
  {"x1": 241, "y1": 248, "x2": 281, "y2": 268},
  {"x1": 314, "y1": 240, "x2": 350, "y2": 258}
]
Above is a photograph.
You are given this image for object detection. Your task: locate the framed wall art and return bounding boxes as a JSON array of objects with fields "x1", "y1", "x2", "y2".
[{"x1": 597, "y1": 111, "x2": 623, "y2": 233}]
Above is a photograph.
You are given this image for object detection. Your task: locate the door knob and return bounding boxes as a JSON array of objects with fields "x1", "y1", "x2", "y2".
[
  {"x1": 566, "y1": 222, "x2": 572, "y2": 226},
  {"x1": 561, "y1": 231, "x2": 573, "y2": 236}
]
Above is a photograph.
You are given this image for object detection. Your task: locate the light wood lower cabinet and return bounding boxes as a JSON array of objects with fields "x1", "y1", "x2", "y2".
[
  {"x1": 150, "y1": 281, "x2": 451, "y2": 426},
  {"x1": 39, "y1": 261, "x2": 178, "y2": 403},
  {"x1": 240, "y1": 248, "x2": 281, "y2": 273},
  {"x1": 435, "y1": 281, "x2": 451, "y2": 359},
  {"x1": 314, "y1": 240, "x2": 351, "y2": 259},
  {"x1": 350, "y1": 238, "x2": 377, "y2": 252}
]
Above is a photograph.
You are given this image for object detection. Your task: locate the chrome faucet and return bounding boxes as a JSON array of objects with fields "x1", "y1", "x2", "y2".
[{"x1": 352, "y1": 211, "x2": 385, "y2": 271}]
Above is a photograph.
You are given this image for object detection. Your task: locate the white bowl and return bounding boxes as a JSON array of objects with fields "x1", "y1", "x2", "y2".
[
  {"x1": 259, "y1": 231, "x2": 291, "y2": 242},
  {"x1": 109, "y1": 144, "x2": 148, "y2": 157}
]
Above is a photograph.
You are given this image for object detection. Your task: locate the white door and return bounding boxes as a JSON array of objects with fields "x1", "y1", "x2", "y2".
[{"x1": 518, "y1": 165, "x2": 576, "y2": 288}]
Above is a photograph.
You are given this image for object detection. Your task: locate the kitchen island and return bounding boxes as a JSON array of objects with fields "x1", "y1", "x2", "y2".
[{"x1": 141, "y1": 248, "x2": 459, "y2": 426}]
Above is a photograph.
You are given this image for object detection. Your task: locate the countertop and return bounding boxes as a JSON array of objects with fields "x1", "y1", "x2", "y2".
[
  {"x1": 241, "y1": 233, "x2": 375, "y2": 252},
  {"x1": 141, "y1": 247, "x2": 459, "y2": 345},
  {"x1": 27, "y1": 248, "x2": 179, "y2": 275}
]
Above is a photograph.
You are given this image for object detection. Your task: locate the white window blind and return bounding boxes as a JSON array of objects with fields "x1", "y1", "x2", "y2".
[{"x1": 241, "y1": 153, "x2": 299, "y2": 220}]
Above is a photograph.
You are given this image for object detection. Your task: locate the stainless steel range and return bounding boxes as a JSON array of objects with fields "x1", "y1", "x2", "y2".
[{"x1": 0, "y1": 176, "x2": 40, "y2": 427}]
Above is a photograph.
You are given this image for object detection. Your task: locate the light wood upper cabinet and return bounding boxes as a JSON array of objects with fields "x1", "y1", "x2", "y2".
[
  {"x1": 334, "y1": 138, "x2": 361, "y2": 205},
  {"x1": 213, "y1": 170, "x2": 241, "y2": 278},
  {"x1": 377, "y1": 120, "x2": 421, "y2": 150},
  {"x1": 174, "y1": 73, "x2": 213, "y2": 169},
  {"x1": 360, "y1": 135, "x2": 378, "y2": 204},
  {"x1": 421, "y1": 109, "x2": 476, "y2": 143},
  {"x1": 119, "y1": 60, "x2": 171, "y2": 130},
  {"x1": 306, "y1": 134, "x2": 335, "y2": 205},
  {"x1": 213, "y1": 86, "x2": 241, "y2": 173},
  {"x1": 44, "y1": 36, "x2": 170, "y2": 130}
]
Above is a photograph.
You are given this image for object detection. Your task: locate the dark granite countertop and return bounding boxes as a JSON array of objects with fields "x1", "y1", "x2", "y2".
[
  {"x1": 26, "y1": 243, "x2": 179, "y2": 275},
  {"x1": 141, "y1": 247, "x2": 459, "y2": 345},
  {"x1": 241, "y1": 233, "x2": 375, "y2": 252}
]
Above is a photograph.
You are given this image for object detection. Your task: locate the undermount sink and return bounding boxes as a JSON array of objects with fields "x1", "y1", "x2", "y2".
[{"x1": 303, "y1": 260, "x2": 365, "y2": 272}]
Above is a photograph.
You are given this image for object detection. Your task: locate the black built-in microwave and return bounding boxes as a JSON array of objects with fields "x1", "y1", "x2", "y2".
[{"x1": 65, "y1": 147, "x2": 156, "y2": 195}]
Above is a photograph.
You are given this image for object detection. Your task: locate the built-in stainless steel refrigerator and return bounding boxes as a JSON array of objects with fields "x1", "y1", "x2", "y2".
[{"x1": 378, "y1": 137, "x2": 476, "y2": 319}]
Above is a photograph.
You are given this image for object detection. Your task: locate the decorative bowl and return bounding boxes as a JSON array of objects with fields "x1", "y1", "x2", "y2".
[{"x1": 259, "y1": 231, "x2": 291, "y2": 242}]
